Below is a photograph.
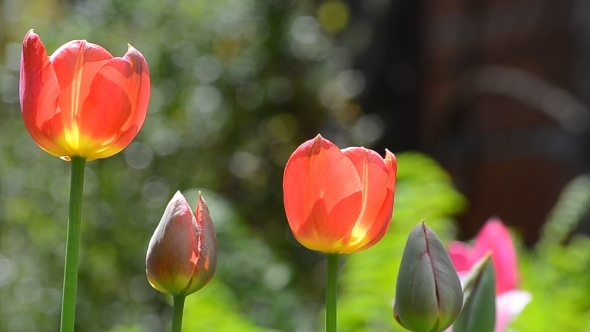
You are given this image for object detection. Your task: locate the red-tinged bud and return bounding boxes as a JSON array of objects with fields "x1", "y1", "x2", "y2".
[{"x1": 146, "y1": 191, "x2": 217, "y2": 296}]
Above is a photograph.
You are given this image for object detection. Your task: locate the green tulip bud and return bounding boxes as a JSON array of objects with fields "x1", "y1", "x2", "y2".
[{"x1": 394, "y1": 222, "x2": 463, "y2": 332}]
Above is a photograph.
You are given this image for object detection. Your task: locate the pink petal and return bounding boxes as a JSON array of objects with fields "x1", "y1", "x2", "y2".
[
  {"x1": 448, "y1": 241, "x2": 478, "y2": 272},
  {"x1": 495, "y1": 290, "x2": 532, "y2": 332},
  {"x1": 474, "y1": 219, "x2": 519, "y2": 293}
]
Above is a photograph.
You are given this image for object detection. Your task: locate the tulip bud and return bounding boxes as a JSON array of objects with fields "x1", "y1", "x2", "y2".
[
  {"x1": 453, "y1": 254, "x2": 496, "y2": 332},
  {"x1": 146, "y1": 191, "x2": 217, "y2": 296},
  {"x1": 394, "y1": 222, "x2": 463, "y2": 332}
]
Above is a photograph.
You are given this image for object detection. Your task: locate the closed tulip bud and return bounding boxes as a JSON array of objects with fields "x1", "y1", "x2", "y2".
[
  {"x1": 454, "y1": 254, "x2": 496, "y2": 332},
  {"x1": 394, "y1": 222, "x2": 463, "y2": 332},
  {"x1": 20, "y1": 30, "x2": 150, "y2": 161},
  {"x1": 146, "y1": 191, "x2": 217, "y2": 297}
]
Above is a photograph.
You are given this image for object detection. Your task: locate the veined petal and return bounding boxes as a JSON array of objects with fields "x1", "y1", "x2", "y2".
[
  {"x1": 50, "y1": 39, "x2": 112, "y2": 152},
  {"x1": 352, "y1": 150, "x2": 397, "y2": 251},
  {"x1": 19, "y1": 30, "x2": 67, "y2": 156},
  {"x1": 283, "y1": 135, "x2": 362, "y2": 252},
  {"x1": 122, "y1": 45, "x2": 150, "y2": 130},
  {"x1": 341, "y1": 147, "x2": 390, "y2": 251},
  {"x1": 77, "y1": 46, "x2": 149, "y2": 160},
  {"x1": 350, "y1": 188, "x2": 394, "y2": 253},
  {"x1": 294, "y1": 191, "x2": 363, "y2": 252}
]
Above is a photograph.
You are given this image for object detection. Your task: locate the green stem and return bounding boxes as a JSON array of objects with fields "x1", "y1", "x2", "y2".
[
  {"x1": 172, "y1": 295, "x2": 186, "y2": 332},
  {"x1": 326, "y1": 253, "x2": 340, "y2": 332},
  {"x1": 60, "y1": 156, "x2": 87, "y2": 332}
]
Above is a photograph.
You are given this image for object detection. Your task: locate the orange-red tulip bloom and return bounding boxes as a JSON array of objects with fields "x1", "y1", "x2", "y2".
[
  {"x1": 19, "y1": 30, "x2": 150, "y2": 161},
  {"x1": 283, "y1": 135, "x2": 397, "y2": 254},
  {"x1": 146, "y1": 191, "x2": 217, "y2": 296}
]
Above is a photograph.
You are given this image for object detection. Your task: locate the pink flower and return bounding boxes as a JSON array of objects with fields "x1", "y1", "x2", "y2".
[
  {"x1": 447, "y1": 218, "x2": 531, "y2": 332},
  {"x1": 449, "y1": 219, "x2": 518, "y2": 294}
]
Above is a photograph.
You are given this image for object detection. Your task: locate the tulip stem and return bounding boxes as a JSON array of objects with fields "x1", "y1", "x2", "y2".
[
  {"x1": 172, "y1": 295, "x2": 186, "y2": 332},
  {"x1": 60, "y1": 156, "x2": 87, "y2": 332},
  {"x1": 326, "y1": 253, "x2": 340, "y2": 332}
]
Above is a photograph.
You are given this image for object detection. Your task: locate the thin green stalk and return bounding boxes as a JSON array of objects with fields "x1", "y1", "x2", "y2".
[
  {"x1": 172, "y1": 295, "x2": 186, "y2": 332},
  {"x1": 60, "y1": 156, "x2": 87, "y2": 332},
  {"x1": 326, "y1": 253, "x2": 340, "y2": 332}
]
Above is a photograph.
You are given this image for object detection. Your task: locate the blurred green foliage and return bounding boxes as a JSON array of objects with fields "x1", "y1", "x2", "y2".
[
  {"x1": 4, "y1": 0, "x2": 590, "y2": 332},
  {"x1": 337, "y1": 166, "x2": 590, "y2": 332},
  {"x1": 0, "y1": 0, "x2": 386, "y2": 330},
  {"x1": 337, "y1": 152, "x2": 466, "y2": 332}
]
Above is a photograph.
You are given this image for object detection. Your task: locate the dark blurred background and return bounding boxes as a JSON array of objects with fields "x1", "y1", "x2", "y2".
[
  {"x1": 351, "y1": 0, "x2": 590, "y2": 245},
  {"x1": 1, "y1": 0, "x2": 589, "y2": 331}
]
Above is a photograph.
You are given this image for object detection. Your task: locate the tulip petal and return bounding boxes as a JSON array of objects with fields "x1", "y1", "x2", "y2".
[
  {"x1": 124, "y1": 45, "x2": 151, "y2": 126},
  {"x1": 474, "y1": 219, "x2": 518, "y2": 293},
  {"x1": 494, "y1": 290, "x2": 531, "y2": 332},
  {"x1": 448, "y1": 241, "x2": 478, "y2": 272},
  {"x1": 354, "y1": 149, "x2": 397, "y2": 252},
  {"x1": 340, "y1": 147, "x2": 393, "y2": 252},
  {"x1": 295, "y1": 191, "x2": 364, "y2": 252},
  {"x1": 19, "y1": 30, "x2": 68, "y2": 157},
  {"x1": 51, "y1": 39, "x2": 112, "y2": 153},
  {"x1": 78, "y1": 45, "x2": 150, "y2": 160},
  {"x1": 184, "y1": 193, "x2": 217, "y2": 294},
  {"x1": 283, "y1": 135, "x2": 362, "y2": 252}
]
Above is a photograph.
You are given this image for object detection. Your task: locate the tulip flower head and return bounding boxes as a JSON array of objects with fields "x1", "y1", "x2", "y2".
[
  {"x1": 146, "y1": 191, "x2": 217, "y2": 297},
  {"x1": 283, "y1": 135, "x2": 396, "y2": 254},
  {"x1": 20, "y1": 30, "x2": 150, "y2": 161},
  {"x1": 394, "y1": 222, "x2": 463, "y2": 332},
  {"x1": 447, "y1": 218, "x2": 531, "y2": 332}
]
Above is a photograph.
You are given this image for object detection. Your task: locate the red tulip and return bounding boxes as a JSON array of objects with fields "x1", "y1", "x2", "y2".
[
  {"x1": 283, "y1": 135, "x2": 396, "y2": 254},
  {"x1": 146, "y1": 191, "x2": 217, "y2": 296},
  {"x1": 19, "y1": 30, "x2": 150, "y2": 161}
]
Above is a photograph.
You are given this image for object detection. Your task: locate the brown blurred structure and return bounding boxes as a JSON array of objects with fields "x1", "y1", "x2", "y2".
[
  {"x1": 417, "y1": 0, "x2": 589, "y2": 245},
  {"x1": 353, "y1": 0, "x2": 590, "y2": 245}
]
